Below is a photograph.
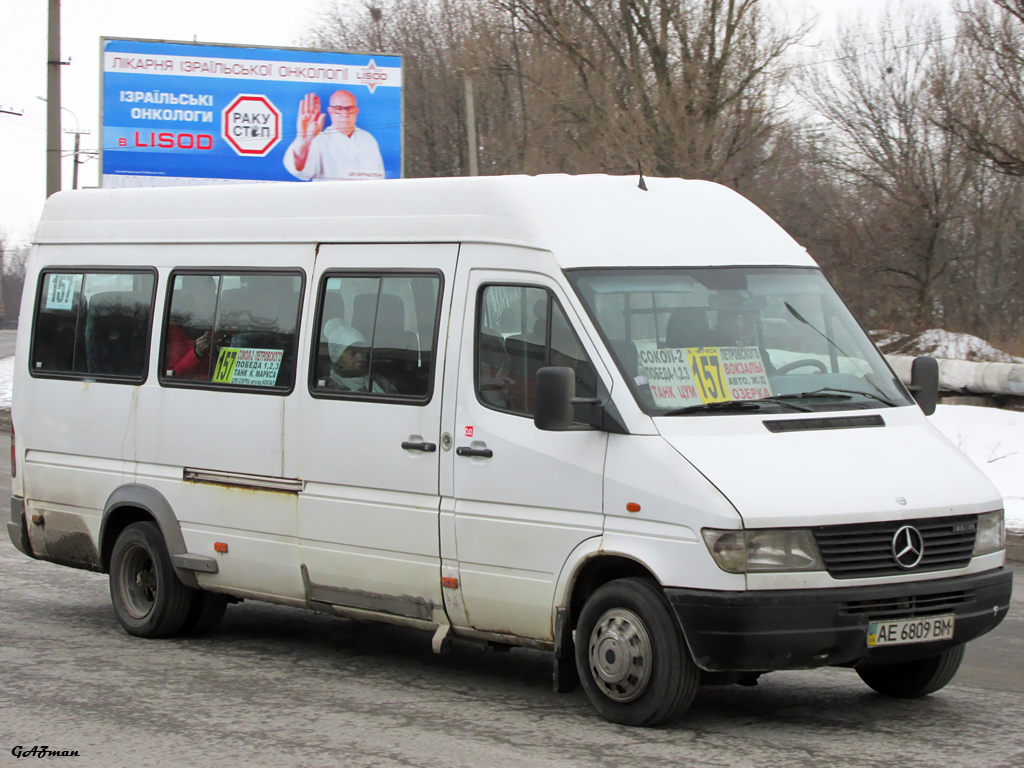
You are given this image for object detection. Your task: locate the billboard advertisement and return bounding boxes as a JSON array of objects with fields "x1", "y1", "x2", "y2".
[{"x1": 100, "y1": 38, "x2": 402, "y2": 187}]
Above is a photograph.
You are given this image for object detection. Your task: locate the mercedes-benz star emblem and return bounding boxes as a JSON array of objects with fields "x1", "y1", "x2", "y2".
[{"x1": 892, "y1": 525, "x2": 925, "y2": 569}]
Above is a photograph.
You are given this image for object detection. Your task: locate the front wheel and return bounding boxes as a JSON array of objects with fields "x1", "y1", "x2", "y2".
[
  {"x1": 109, "y1": 521, "x2": 195, "y2": 638},
  {"x1": 575, "y1": 578, "x2": 699, "y2": 726},
  {"x1": 856, "y1": 645, "x2": 966, "y2": 698}
]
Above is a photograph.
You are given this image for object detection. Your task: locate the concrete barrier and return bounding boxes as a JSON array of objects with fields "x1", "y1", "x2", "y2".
[{"x1": 887, "y1": 355, "x2": 1024, "y2": 398}]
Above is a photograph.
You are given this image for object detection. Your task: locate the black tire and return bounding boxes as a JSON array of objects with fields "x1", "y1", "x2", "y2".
[
  {"x1": 575, "y1": 577, "x2": 699, "y2": 726},
  {"x1": 109, "y1": 521, "x2": 195, "y2": 638},
  {"x1": 856, "y1": 644, "x2": 966, "y2": 698},
  {"x1": 180, "y1": 590, "x2": 229, "y2": 635}
]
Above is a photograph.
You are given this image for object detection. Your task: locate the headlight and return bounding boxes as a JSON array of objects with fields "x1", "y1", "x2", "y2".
[
  {"x1": 973, "y1": 510, "x2": 1005, "y2": 557},
  {"x1": 702, "y1": 528, "x2": 826, "y2": 574}
]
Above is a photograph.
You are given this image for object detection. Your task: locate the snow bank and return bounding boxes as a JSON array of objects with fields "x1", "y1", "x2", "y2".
[{"x1": 873, "y1": 329, "x2": 1024, "y2": 363}]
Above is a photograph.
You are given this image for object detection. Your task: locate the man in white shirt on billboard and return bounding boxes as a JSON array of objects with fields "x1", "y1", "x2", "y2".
[{"x1": 283, "y1": 90, "x2": 385, "y2": 181}]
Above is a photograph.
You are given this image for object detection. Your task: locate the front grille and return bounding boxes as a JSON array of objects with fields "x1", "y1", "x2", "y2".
[
  {"x1": 842, "y1": 589, "x2": 974, "y2": 619},
  {"x1": 813, "y1": 515, "x2": 977, "y2": 579}
]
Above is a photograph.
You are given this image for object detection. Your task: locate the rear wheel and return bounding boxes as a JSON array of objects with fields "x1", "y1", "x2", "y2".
[
  {"x1": 856, "y1": 645, "x2": 966, "y2": 698},
  {"x1": 575, "y1": 578, "x2": 699, "y2": 726},
  {"x1": 109, "y1": 521, "x2": 195, "y2": 638}
]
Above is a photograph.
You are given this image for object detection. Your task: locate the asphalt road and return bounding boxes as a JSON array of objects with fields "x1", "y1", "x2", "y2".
[{"x1": 1, "y1": 453, "x2": 1022, "y2": 767}]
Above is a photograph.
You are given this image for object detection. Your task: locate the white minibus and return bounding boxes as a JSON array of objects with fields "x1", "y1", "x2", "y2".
[{"x1": 8, "y1": 175, "x2": 1012, "y2": 726}]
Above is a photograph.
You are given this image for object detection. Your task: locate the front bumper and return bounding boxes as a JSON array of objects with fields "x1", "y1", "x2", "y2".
[{"x1": 666, "y1": 568, "x2": 1013, "y2": 671}]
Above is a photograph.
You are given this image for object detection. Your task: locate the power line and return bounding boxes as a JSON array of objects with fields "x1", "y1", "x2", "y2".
[{"x1": 786, "y1": 33, "x2": 962, "y2": 70}]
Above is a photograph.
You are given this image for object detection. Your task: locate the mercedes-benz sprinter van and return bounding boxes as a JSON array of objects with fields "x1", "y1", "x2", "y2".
[{"x1": 8, "y1": 175, "x2": 1011, "y2": 725}]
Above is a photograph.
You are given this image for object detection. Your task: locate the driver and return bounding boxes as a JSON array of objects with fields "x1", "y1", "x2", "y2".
[
  {"x1": 714, "y1": 309, "x2": 760, "y2": 348},
  {"x1": 714, "y1": 307, "x2": 782, "y2": 376}
]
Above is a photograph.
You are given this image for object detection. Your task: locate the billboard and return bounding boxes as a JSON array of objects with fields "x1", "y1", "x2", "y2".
[{"x1": 100, "y1": 38, "x2": 402, "y2": 187}]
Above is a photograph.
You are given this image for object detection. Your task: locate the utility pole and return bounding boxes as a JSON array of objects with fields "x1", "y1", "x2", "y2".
[
  {"x1": 65, "y1": 129, "x2": 90, "y2": 190},
  {"x1": 46, "y1": 0, "x2": 62, "y2": 197},
  {"x1": 464, "y1": 73, "x2": 479, "y2": 177}
]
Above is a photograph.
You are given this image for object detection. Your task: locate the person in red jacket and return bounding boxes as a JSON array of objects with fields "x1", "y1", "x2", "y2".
[{"x1": 165, "y1": 275, "x2": 217, "y2": 380}]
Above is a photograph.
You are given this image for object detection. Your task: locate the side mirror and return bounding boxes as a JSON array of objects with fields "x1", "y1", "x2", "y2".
[
  {"x1": 909, "y1": 356, "x2": 939, "y2": 416},
  {"x1": 534, "y1": 367, "x2": 575, "y2": 431}
]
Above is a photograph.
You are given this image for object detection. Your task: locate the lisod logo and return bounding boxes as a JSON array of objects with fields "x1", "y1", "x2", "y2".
[{"x1": 11, "y1": 745, "x2": 81, "y2": 758}]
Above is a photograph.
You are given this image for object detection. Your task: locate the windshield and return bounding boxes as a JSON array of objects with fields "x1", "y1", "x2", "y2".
[{"x1": 568, "y1": 267, "x2": 914, "y2": 415}]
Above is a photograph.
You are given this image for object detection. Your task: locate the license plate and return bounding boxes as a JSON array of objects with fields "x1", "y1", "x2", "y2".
[{"x1": 867, "y1": 614, "x2": 955, "y2": 647}]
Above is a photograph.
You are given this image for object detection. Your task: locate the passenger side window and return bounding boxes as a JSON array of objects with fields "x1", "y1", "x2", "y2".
[
  {"x1": 161, "y1": 271, "x2": 303, "y2": 392},
  {"x1": 31, "y1": 270, "x2": 156, "y2": 381},
  {"x1": 311, "y1": 272, "x2": 441, "y2": 400},
  {"x1": 477, "y1": 285, "x2": 598, "y2": 419}
]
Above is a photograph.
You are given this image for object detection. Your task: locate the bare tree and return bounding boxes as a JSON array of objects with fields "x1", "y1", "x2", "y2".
[
  {"x1": 800, "y1": 8, "x2": 977, "y2": 330},
  {"x1": 491, "y1": 0, "x2": 808, "y2": 180},
  {"x1": 1, "y1": 232, "x2": 29, "y2": 322},
  {"x1": 305, "y1": 1, "x2": 809, "y2": 181},
  {"x1": 941, "y1": 0, "x2": 1024, "y2": 176}
]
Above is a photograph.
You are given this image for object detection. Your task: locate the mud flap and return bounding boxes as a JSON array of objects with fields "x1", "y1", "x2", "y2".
[{"x1": 552, "y1": 606, "x2": 579, "y2": 693}]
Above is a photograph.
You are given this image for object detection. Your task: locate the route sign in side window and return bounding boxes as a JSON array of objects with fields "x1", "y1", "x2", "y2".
[
  {"x1": 161, "y1": 271, "x2": 304, "y2": 393},
  {"x1": 32, "y1": 271, "x2": 156, "y2": 381},
  {"x1": 476, "y1": 284, "x2": 597, "y2": 420},
  {"x1": 311, "y1": 272, "x2": 442, "y2": 400}
]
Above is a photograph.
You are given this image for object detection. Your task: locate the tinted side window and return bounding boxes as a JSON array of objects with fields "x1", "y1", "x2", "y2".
[
  {"x1": 32, "y1": 271, "x2": 156, "y2": 381},
  {"x1": 477, "y1": 285, "x2": 597, "y2": 419},
  {"x1": 312, "y1": 272, "x2": 441, "y2": 400},
  {"x1": 161, "y1": 271, "x2": 303, "y2": 392}
]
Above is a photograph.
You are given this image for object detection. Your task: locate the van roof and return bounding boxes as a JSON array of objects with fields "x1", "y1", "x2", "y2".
[{"x1": 34, "y1": 174, "x2": 815, "y2": 269}]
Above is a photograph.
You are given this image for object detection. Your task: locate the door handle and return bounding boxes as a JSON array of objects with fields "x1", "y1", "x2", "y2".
[
  {"x1": 402, "y1": 441, "x2": 437, "y2": 452},
  {"x1": 456, "y1": 446, "x2": 493, "y2": 459}
]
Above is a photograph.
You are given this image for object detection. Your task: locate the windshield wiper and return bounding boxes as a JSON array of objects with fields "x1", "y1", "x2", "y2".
[{"x1": 664, "y1": 397, "x2": 813, "y2": 416}]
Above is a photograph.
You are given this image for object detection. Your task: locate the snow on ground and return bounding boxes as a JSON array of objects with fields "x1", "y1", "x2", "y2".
[
  {"x1": 0, "y1": 355, "x2": 1020, "y2": 530},
  {"x1": 930, "y1": 405, "x2": 1024, "y2": 532}
]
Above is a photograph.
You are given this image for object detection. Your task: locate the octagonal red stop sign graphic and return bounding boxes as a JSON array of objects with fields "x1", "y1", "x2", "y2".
[{"x1": 222, "y1": 94, "x2": 282, "y2": 156}]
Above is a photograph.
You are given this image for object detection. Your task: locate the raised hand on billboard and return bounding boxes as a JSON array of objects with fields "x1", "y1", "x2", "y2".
[{"x1": 291, "y1": 93, "x2": 326, "y2": 172}]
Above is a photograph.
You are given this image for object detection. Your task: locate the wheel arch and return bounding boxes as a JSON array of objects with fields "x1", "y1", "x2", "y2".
[
  {"x1": 552, "y1": 541, "x2": 661, "y2": 659},
  {"x1": 100, "y1": 484, "x2": 198, "y2": 588}
]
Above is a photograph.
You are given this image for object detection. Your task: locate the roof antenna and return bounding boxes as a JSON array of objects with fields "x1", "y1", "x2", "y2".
[{"x1": 637, "y1": 159, "x2": 648, "y2": 191}]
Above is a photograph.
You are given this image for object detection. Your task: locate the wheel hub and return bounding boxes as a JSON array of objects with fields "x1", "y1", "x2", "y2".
[
  {"x1": 588, "y1": 608, "x2": 652, "y2": 703},
  {"x1": 119, "y1": 542, "x2": 157, "y2": 619}
]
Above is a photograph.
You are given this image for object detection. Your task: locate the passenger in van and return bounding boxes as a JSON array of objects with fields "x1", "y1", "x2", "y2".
[
  {"x1": 165, "y1": 275, "x2": 217, "y2": 380},
  {"x1": 325, "y1": 325, "x2": 396, "y2": 394}
]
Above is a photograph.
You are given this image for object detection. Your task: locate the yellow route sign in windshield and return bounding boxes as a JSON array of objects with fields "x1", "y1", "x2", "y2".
[
  {"x1": 688, "y1": 347, "x2": 729, "y2": 403},
  {"x1": 635, "y1": 341, "x2": 772, "y2": 409}
]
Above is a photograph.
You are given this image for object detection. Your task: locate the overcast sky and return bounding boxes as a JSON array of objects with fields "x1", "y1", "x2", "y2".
[{"x1": 0, "y1": 0, "x2": 953, "y2": 246}]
